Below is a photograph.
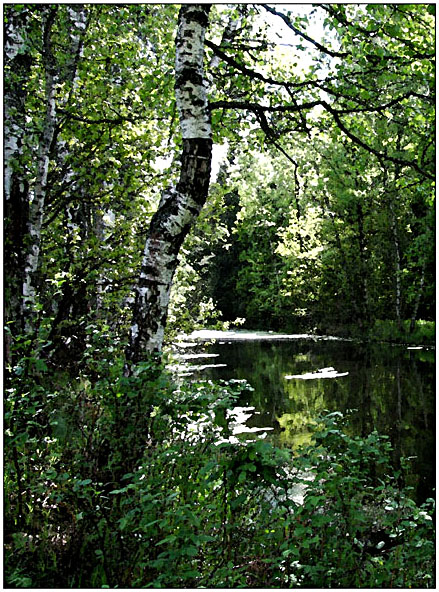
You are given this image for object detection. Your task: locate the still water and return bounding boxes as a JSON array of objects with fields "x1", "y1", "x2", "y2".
[{"x1": 179, "y1": 333, "x2": 435, "y2": 503}]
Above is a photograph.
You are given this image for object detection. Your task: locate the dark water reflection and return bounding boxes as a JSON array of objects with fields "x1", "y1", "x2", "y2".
[{"x1": 192, "y1": 338, "x2": 435, "y2": 504}]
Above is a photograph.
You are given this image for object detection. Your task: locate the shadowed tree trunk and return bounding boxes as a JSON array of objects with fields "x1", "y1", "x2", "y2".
[
  {"x1": 15, "y1": 6, "x2": 89, "y2": 334},
  {"x1": 22, "y1": 7, "x2": 58, "y2": 333},
  {"x1": 389, "y1": 199, "x2": 402, "y2": 330},
  {"x1": 125, "y1": 5, "x2": 212, "y2": 368},
  {"x1": 409, "y1": 265, "x2": 426, "y2": 334},
  {"x1": 4, "y1": 7, "x2": 34, "y2": 337}
]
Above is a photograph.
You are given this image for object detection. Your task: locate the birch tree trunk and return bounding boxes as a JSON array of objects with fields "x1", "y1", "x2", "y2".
[
  {"x1": 4, "y1": 8, "x2": 33, "y2": 333},
  {"x1": 22, "y1": 7, "x2": 58, "y2": 332},
  {"x1": 355, "y1": 200, "x2": 370, "y2": 325},
  {"x1": 125, "y1": 5, "x2": 212, "y2": 366},
  {"x1": 387, "y1": 139, "x2": 403, "y2": 330},
  {"x1": 21, "y1": 6, "x2": 89, "y2": 333},
  {"x1": 389, "y1": 200, "x2": 402, "y2": 330},
  {"x1": 409, "y1": 265, "x2": 425, "y2": 334}
]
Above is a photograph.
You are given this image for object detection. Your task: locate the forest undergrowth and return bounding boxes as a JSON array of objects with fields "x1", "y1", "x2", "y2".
[{"x1": 4, "y1": 348, "x2": 435, "y2": 588}]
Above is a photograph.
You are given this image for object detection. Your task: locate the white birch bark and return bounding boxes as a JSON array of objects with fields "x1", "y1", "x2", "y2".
[
  {"x1": 175, "y1": 7, "x2": 211, "y2": 140},
  {"x1": 126, "y1": 5, "x2": 212, "y2": 365},
  {"x1": 22, "y1": 8, "x2": 58, "y2": 330},
  {"x1": 4, "y1": 8, "x2": 33, "y2": 331},
  {"x1": 409, "y1": 265, "x2": 425, "y2": 333},
  {"x1": 4, "y1": 10, "x2": 29, "y2": 204},
  {"x1": 209, "y1": 16, "x2": 241, "y2": 69},
  {"x1": 21, "y1": 6, "x2": 89, "y2": 332},
  {"x1": 389, "y1": 201, "x2": 402, "y2": 329}
]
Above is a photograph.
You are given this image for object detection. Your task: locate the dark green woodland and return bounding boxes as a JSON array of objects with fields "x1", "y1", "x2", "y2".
[{"x1": 4, "y1": 4, "x2": 435, "y2": 588}]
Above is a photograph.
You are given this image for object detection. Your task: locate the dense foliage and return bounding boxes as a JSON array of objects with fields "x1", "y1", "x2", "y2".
[
  {"x1": 4, "y1": 358, "x2": 435, "y2": 587},
  {"x1": 4, "y1": 4, "x2": 435, "y2": 361},
  {"x1": 4, "y1": 4, "x2": 435, "y2": 588},
  {"x1": 181, "y1": 138, "x2": 434, "y2": 337},
  {"x1": 167, "y1": 4, "x2": 435, "y2": 337}
]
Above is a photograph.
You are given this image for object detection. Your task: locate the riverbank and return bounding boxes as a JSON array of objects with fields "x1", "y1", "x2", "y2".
[
  {"x1": 179, "y1": 319, "x2": 435, "y2": 347},
  {"x1": 183, "y1": 329, "x2": 351, "y2": 342},
  {"x1": 5, "y1": 350, "x2": 435, "y2": 588},
  {"x1": 315, "y1": 319, "x2": 435, "y2": 346}
]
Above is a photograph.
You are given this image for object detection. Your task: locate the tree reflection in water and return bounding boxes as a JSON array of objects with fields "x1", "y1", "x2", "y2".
[{"x1": 191, "y1": 337, "x2": 435, "y2": 504}]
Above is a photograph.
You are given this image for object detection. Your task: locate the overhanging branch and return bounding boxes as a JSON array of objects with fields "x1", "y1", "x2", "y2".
[
  {"x1": 209, "y1": 99, "x2": 434, "y2": 180},
  {"x1": 262, "y1": 4, "x2": 349, "y2": 59}
]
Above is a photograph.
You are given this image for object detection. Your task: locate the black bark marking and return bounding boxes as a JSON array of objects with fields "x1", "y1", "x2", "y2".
[
  {"x1": 125, "y1": 4, "x2": 212, "y2": 365},
  {"x1": 175, "y1": 68, "x2": 203, "y2": 89},
  {"x1": 183, "y1": 6, "x2": 210, "y2": 27}
]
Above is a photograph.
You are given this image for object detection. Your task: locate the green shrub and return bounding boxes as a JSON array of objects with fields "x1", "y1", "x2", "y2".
[
  {"x1": 372, "y1": 319, "x2": 435, "y2": 344},
  {"x1": 282, "y1": 411, "x2": 435, "y2": 588},
  {"x1": 4, "y1": 354, "x2": 435, "y2": 588}
]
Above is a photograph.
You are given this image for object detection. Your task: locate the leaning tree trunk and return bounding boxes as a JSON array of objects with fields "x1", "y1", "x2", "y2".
[{"x1": 125, "y1": 5, "x2": 212, "y2": 367}]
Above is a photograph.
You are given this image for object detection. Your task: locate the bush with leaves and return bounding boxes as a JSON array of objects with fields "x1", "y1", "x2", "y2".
[
  {"x1": 4, "y1": 351, "x2": 435, "y2": 588},
  {"x1": 279, "y1": 411, "x2": 435, "y2": 588}
]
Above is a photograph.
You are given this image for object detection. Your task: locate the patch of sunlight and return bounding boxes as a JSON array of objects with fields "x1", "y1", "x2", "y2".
[
  {"x1": 188, "y1": 329, "x2": 312, "y2": 340},
  {"x1": 215, "y1": 406, "x2": 274, "y2": 445},
  {"x1": 285, "y1": 366, "x2": 349, "y2": 380},
  {"x1": 232, "y1": 425, "x2": 274, "y2": 435},
  {"x1": 186, "y1": 329, "x2": 351, "y2": 342},
  {"x1": 227, "y1": 405, "x2": 255, "y2": 424},
  {"x1": 177, "y1": 353, "x2": 220, "y2": 360},
  {"x1": 188, "y1": 363, "x2": 227, "y2": 371},
  {"x1": 166, "y1": 362, "x2": 226, "y2": 375},
  {"x1": 265, "y1": 467, "x2": 316, "y2": 507}
]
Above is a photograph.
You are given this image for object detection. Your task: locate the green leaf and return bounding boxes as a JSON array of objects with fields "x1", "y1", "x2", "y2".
[
  {"x1": 156, "y1": 534, "x2": 177, "y2": 546},
  {"x1": 184, "y1": 545, "x2": 198, "y2": 557}
]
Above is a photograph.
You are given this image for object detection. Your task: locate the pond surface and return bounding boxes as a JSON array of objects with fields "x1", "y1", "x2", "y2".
[{"x1": 176, "y1": 332, "x2": 435, "y2": 504}]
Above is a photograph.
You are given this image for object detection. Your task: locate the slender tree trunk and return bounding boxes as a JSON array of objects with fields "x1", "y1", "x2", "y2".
[
  {"x1": 409, "y1": 265, "x2": 425, "y2": 334},
  {"x1": 92, "y1": 206, "x2": 107, "y2": 316},
  {"x1": 356, "y1": 201, "x2": 370, "y2": 325},
  {"x1": 313, "y1": 157, "x2": 363, "y2": 326},
  {"x1": 4, "y1": 8, "x2": 33, "y2": 334},
  {"x1": 319, "y1": 191, "x2": 364, "y2": 325},
  {"x1": 22, "y1": 7, "x2": 58, "y2": 332},
  {"x1": 4, "y1": 8, "x2": 31, "y2": 206},
  {"x1": 389, "y1": 201, "x2": 402, "y2": 330},
  {"x1": 385, "y1": 139, "x2": 404, "y2": 330},
  {"x1": 209, "y1": 12, "x2": 240, "y2": 69},
  {"x1": 20, "y1": 6, "x2": 89, "y2": 334},
  {"x1": 125, "y1": 5, "x2": 212, "y2": 367}
]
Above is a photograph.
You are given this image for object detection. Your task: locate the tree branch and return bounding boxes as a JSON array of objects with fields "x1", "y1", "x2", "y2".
[
  {"x1": 58, "y1": 108, "x2": 133, "y2": 125},
  {"x1": 261, "y1": 4, "x2": 349, "y2": 59},
  {"x1": 209, "y1": 99, "x2": 322, "y2": 113},
  {"x1": 209, "y1": 99, "x2": 434, "y2": 180},
  {"x1": 265, "y1": 4, "x2": 434, "y2": 62},
  {"x1": 205, "y1": 38, "x2": 309, "y2": 90},
  {"x1": 325, "y1": 105, "x2": 434, "y2": 180}
]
